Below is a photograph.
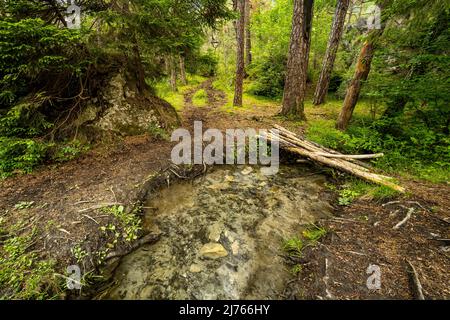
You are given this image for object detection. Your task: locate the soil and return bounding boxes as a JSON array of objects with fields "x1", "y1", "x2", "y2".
[{"x1": 0, "y1": 79, "x2": 448, "y2": 299}]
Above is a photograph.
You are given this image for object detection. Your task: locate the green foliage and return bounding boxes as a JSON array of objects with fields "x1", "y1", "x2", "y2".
[
  {"x1": 101, "y1": 205, "x2": 142, "y2": 243},
  {"x1": 71, "y1": 244, "x2": 88, "y2": 264},
  {"x1": 248, "y1": 53, "x2": 286, "y2": 98},
  {"x1": 306, "y1": 114, "x2": 450, "y2": 183},
  {"x1": 291, "y1": 264, "x2": 302, "y2": 276},
  {"x1": 338, "y1": 189, "x2": 360, "y2": 206},
  {"x1": 0, "y1": 137, "x2": 49, "y2": 178},
  {"x1": 302, "y1": 225, "x2": 327, "y2": 242},
  {"x1": 14, "y1": 201, "x2": 35, "y2": 210},
  {"x1": 52, "y1": 140, "x2": 89, "y2": 163},
  {"x1": 147, "y1": 123, "x2": 169, "y2": 141},
  {"x1": 192, "y1": 89, "x2": 208, "y2": 107},
  {"x1": 0, "y1": 18, "x2": 86, "y2": 109},
  {"x1": 282, "y1": 237, "x2": 304, "y2": 258},
  {"x1": 0, "y1": 228, "x2": 62, "y2": 299},
  {"x1": 187, "y1": 50, "x2": 218, "y2": 77}
]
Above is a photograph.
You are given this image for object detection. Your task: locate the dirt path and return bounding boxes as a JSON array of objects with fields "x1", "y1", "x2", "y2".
[
  {"x1": 0, "y1": 79, "x2": 448, "y2": 299},
  {"x1": 182, "y1": 78, "x2": 227, "y2": 127}
]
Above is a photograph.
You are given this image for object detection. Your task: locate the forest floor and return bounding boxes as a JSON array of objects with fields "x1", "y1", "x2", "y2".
[{"x1": 0, "y1": 79, "x2": 448, "y2": 299}]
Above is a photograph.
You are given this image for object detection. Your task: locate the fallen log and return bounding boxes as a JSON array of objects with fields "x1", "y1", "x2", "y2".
[
  {"x1": 265, "y1": 126, "x2": 405, "y2": 193},
  {"x1": 313, "y1": 152, "x2": 384, "y2": 159},
  {"x1": 273, "y1": 124, "x2": 374, "y2": 169}
]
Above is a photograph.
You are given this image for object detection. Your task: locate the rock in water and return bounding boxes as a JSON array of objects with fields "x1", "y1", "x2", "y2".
[{"x1": 199, "y1": 243, "x2": 228, "y2": 259}]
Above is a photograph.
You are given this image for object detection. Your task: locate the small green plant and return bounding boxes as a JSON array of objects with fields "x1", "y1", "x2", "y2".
[
  {"x1": 282, "y1": 236, "x2": 304, "y2": 257},
  {"x1": 302, "y1": 224, "x2": 327, "y2": 243},
  {"x1": 338, "y1": 189, "x2": 360, "y2": 206},
  {"x1": 147, "y1": 123, "x2": 169, "y2": 141},
  {"x1": 291, "y1": 264, "x2": 302, "y2": 276},
  {"x1": 52, "y1": 140, "x2": 89, "y2": 163},
  {"x1": 14, "y1": 201, "x2": 35, "y2": 210},
  {"x1": 101, "y1": 205, "x2": 141, "y2": 243},
  {"x1": 71, "y1": 244, "x2": 88, "y2": 263}
]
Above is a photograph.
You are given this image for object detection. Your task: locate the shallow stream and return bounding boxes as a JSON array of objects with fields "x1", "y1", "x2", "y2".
[{"x1": 104, "y1": 165, "x2": 333, "y2": 299}]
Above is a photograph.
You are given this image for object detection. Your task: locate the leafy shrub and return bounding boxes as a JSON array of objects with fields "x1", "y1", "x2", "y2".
[
  {"x1": 51, "y1": 140, "x2": 89, "y2": 163},
  {"x1": 0, "y1": 100, "x2": 53, "y2": 138},
  {"x1": 248, "y1": 53, "x2": 287, "y2": 98},
  {"x1": 338, "y1": 189, "x2": 360, "y2": 206},
  {"x1": 306, "y1": 114, "x2": 450, "y2": 183},
  {"x1": 0, "y1": 137, "x2": 49, "y2": 178},
  {"x1": 187, "y1": 50, "x2": 218, "y2": 77},
  {"x1": 147, "y1": 123, "x2": 169, "y2": 141},
  {"x1": 328, "y1": 73, "x2": 344, "y2": 93}
]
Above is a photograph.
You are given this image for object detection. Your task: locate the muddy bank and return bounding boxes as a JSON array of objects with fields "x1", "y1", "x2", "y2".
[{"x1": 101, "y1": 165, "x2": 334, "y2": 299}]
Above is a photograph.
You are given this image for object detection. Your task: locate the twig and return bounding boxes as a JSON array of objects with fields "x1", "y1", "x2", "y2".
[
  {"x1": 58, "y1": 228, "x2": 71, "y2": 235},
  {"x1": 406, "y1": 260, "x2": 425, "y2": 300},
  {"x1": 393, "y1": 208, "x2": 415, "y2": 230},
  {"x1": 324, "y1": 257, "x2": 333, "y2": 299},
  {"x1": 73, "y1": 200, "x2": 94, "y2": 205},
  {"x1": 82, "y1": 214, "x2": 99, "y2": 225},
  {"x1": 78, "y1": 202, "x2": 122, "y2": 213},
  {"x1": 109, "y1": 187, "x2": 118, "y2": 203}
]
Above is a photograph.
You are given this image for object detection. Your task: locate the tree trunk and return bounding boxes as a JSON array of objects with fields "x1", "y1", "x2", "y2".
[
  {"x1": 179, "y1": 55, "x2": 187, "y2": 86},
  {"x1": 313, "y1": 0, "x2": 350, "y2": 105},
  {"x1": 245, "y1": 0, "x2": 252, "y2": 68},
  {"x1": 169, "y1": 55, "x2": 177, "y2": 92},
  {"x1": 132, "y1": 43, "x2": 146, "y2": 93},
  {"x1": 122, "y1": 2, "x2": 146, "y2": 94},
  {"x1": 336, "y1": 24, "x2": 385, "y2": 131},
  {"x1": 346, "y1": 0, "x2": 354, "y2": 25},
  {"x1": 233, "y1": 0, "x2": 245, "y2": 107},
  {"x1": 280, "y1": 0, "x2": 314, "y2": 119}
]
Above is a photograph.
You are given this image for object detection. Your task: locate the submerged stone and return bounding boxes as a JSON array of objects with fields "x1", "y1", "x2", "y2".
[{"x1": 199, "y1": 243, "x2": 228, "y2": 259}]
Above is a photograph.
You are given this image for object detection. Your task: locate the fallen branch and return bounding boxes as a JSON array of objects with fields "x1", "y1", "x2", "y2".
[
  {"x1": 393, "y1": 208, "x2": 414, "y2": 230},
  {"x1": 313, "y1": 152, "x2": 384, "y2": 159},
  {"x1": 406, "y1": 260, "x2": 425, "y2": 300},
  {"x1": 105, "y1": 232, "x2": 161, "y2": 260}
]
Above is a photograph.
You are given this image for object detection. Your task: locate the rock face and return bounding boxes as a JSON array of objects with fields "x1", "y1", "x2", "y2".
[
  {"x1": 74, "y1": 70, "x2": 179, "y2": 141},
  {"x1": 103, "y1": 165, "x2": 334, "y2": 300}
]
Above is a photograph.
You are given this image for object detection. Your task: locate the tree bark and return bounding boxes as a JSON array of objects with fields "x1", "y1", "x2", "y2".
[
  {"x1": 245, "y1": 0, "x2": 252, "y2": 68},
  {"x1": 179, "y1": 55, "x2": 187, "y2": 86},
  {"x1": 280, "y1": 0, "x2": 314, "y2": 119},
  {"x1": 121, "y1": 1, "x2": 147, "y2": 94},
  {"x1": 313, "y1": 0, "x2": 350, "y2": 105},
  {"x1": 169, "y1": 55, "x2": 177, "y2": 92},
  {"x1": 336, "y1": 22, "x2": 385, "y2": 131},
  {"x1": 233, "y1": 0, "x2": 246, "y2": 107}
]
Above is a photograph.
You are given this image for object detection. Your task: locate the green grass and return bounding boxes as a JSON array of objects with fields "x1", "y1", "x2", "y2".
[
  {"x1": 0, "y1": 227, "x2": 63, "y2": 299},
  {"x1": 212, "y1": 79, "x2": 274, "y2": 113},
  {"x1": 192, "y1": 89, "x2": 208, "y2": 107},
  {"x1": 153, "y1": 74, "x2": 207, "y2": 111}
]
